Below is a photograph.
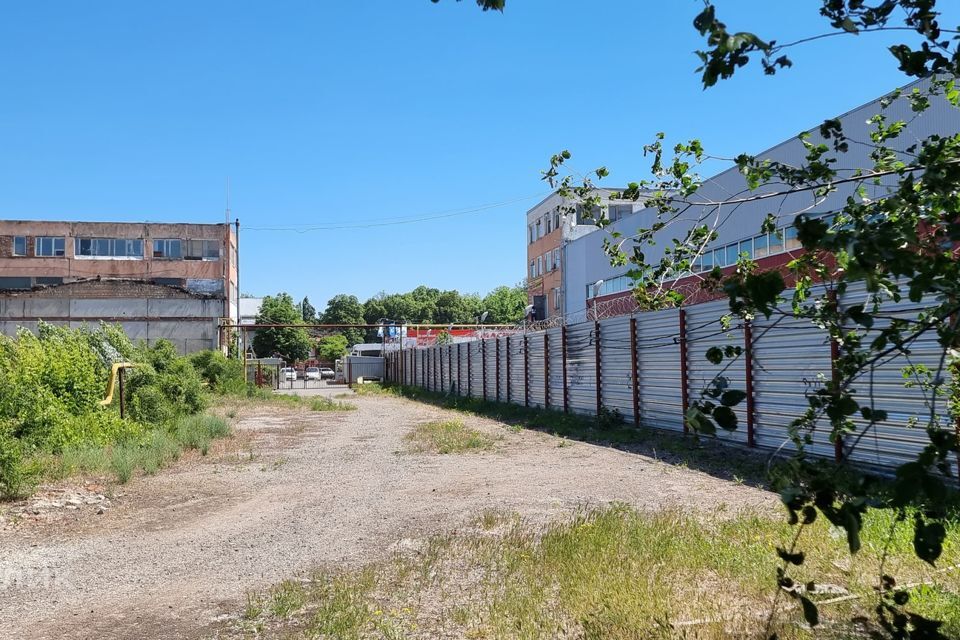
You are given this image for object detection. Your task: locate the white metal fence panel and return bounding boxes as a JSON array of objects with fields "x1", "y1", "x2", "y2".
[
  {"x1": 686, "y1": 301, "x2": 749, "y2": 445},
  {"x1": 457, "y1": 342, "x2": 469, "y2": 396},
  {"x1": 526, "y1": 333, "x2": 547, "y2": 408},
  {"x1": 599, "y1": 316, "x2": 636, "y2": 423},
  {"x1": 468, "y1": 341, "x2": 483, "y2": 398},
  {"x1": 495, "y1": 337, "x2": 509, "y2": 402},
  {"x1": 483, "y1": 338, "x2": 497, "y2": 401},
  {"x1": 636, "y1": 308, "x2": 683, "y2": 431},
  {"x1": 566, "y1": 322, "x2": 597, "y2": 415},
  {"x1": 508, "y1": 335, "x2": 526, "y2": 405},
  {"x1": 751, "y1": 310, "x2": 833, "y2": 458},
  {"x1": 547, "y1": 327, "x2": 565, "y2": 411}
]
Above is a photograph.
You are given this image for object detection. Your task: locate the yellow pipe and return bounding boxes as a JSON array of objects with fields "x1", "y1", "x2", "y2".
[{"x1": 100, "y1": 362, "x2": 136, "y2": 406}]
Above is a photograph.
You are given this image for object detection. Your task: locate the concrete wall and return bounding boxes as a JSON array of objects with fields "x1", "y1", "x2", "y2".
[{"x1": 0, "y1": 280, "x2": 222, "y2": 353}]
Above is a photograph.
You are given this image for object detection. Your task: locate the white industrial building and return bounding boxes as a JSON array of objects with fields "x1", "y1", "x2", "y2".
[{"x1": 561, "y1": 76, "x2": 960, "y2": 318}]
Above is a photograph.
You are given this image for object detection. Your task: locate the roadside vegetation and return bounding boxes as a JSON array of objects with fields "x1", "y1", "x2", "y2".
[
  {"x1": 403, "y1": 419, "x2": 498, "y2": 454},
  {"x1": 350, "y1": 383, "x2": 768, "y2": 484},
  {"x1": 233, "y1": 504, "x2": 960, "y2": 639},
  {"x1": 0, "y1": 322, "x2": 319, "y2": 500}
]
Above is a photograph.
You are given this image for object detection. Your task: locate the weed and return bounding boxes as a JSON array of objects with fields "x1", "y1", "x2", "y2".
[
  {"x1": 310, "y1": 397, "x2": 357, "y2": 412},
  {"x1": 173, "y1": 414, "x2": 230, "y2": 456},
  {"x1": 243, "y1": 592, "x2": 263, "y2": 620},
  {"x1": 268, "y1": 579, "x2": 305, "y2": 618},
  {"x1": 109, "y1": 443, "x2": 137, "y2": 484},
  {"x1": 404, "y1": 420, "x2": 498, "y2": 454}
]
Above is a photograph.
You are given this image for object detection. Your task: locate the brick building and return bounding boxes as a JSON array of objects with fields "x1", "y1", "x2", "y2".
[{"x1": 0, "y1": 220, "x2": 239, "y2": 353}]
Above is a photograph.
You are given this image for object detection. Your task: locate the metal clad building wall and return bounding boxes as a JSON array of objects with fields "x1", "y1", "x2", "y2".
[
  {"x1": 686, "y1": 301, "x2": 749, "y2": 445},
  {"x1": 636, "y1": 308, "x2": 683, "y2": 431},
  {"x1": 547, "y1": 327, "x2": 565, "y2": 411},
  {"x1": 497, "y1": 337, "x2": 509, "y2": 402},
  {"x1": 459, "y1": 343, "x2": 470, "y2": 396},
  {"x1": 507, "y1": 336, "x2": 525, "y2": 404},
  {"x1": 751, "y1": 311, "x2": 833, "y2": 458},
  {"x1": 599, "y1": 317, "x2": 635, "y2": 422},
  {"x1": 566, "y1": 322, "x2": 597, "y2": 415},
  {"x1": 526, "y1": 333, "x2": 546, "y2": 408}
]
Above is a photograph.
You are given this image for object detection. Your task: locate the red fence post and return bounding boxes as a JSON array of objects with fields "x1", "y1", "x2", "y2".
[
  {"x1": 630, "y1": 317, "x2": 640, "y2": 428},
  {"x1": 523, "y1": 335, "x2": 530, "y2": 408},
  {"x1": 594, "y1": 321, "x2": 603, "y2": 416},
  {"x1": 544, "y1": 333, "x2": 550, "y2": 408},
  {"x1": 561, "y1": 325, "x2": 569, "y2": 413},
  {"x1": 744, "y1": 320, "x2": 756, "y2": 447},
  {"x1": 679, "y1": 309, "x2": 689, "y2": 434}
]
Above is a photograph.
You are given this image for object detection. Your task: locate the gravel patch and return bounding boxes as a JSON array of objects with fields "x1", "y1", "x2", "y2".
[{"x1": 0, "y1": 395, "x2": 775, "y2": 640}]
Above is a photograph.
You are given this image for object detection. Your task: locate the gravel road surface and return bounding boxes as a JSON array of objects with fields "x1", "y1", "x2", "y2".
[{"x1": 0, "y1": 394, "x2": 774, "y2": 639}]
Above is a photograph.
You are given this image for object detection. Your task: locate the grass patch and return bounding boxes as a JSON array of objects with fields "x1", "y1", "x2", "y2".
[
  {"x1": 404, "y1": 419, "x2": 498, "y2": 454},
  {"x1": 310, "y1": 397, "x2": 357, "y2": 412},
  {"x1": 363, "y1": 383, "x2": 768, "y2": 486},
  {"x1": 226, "y1": 505, "x2": 960, "y2": 639},
  {"x1": 39, "y1": 413, "x2": 231, "y2": 485}
]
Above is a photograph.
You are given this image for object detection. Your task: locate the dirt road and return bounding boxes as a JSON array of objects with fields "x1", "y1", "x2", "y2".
[{"x1": 0, "y1": 395, "x2": 774, "y2": 640}]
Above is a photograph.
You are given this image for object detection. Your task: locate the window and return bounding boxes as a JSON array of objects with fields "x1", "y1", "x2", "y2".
[
  {"x1": 545, "y1": 252, "x2": 552, "y2": 272},
  {"x1": 784, "y1": 226, "x2": 801, "y2": 250},
  {"x1": 12, "y1": 236, "x2": 26, "y2": 256},
  {"x1": 546, "y1": 215, "x2": 553, "y2": 235},
  {"x1": 754, "y1": 233, "x2": 769, "y2": 258},
  {"x1": 184, "y1": 239, "x2": 220, "y2": 260},
  {"x1": 609, "y1": 204, "x2": 632, "y2": 222},
  {"x1": 530, "y1": 261, "x2": 536, "y2": 279},
  {"x1": 576, "y1": 204, "x2": 601, "y2": 225},
  {"x1": 553, "y1": 211, "x2": 561, "y2": 230},
  {"x1": 553, "y1": 287, "x2": 561, "y2": 310},
  {"x1": 769, "y1": 229, "x2": 784, "y2": 254},
  {"x1": 536, "y1": 256, "x2": 543, "y2": 276},
  {"x1": 153, "y1": 239, "x2": 182, "y2": 259},
  {"x1": 35, "y1": 236, "x2": 66, "y2": 257},
  {"x1": 739, "y1": 237, "x2": 753, "y2": 259},
  {"x1": 701, "y1": 250, "x2": 713, "y2": 271},
  {"x1": 528, "y1": 225, "x2": 535, "y2": 244},
  {"x1": 536, "y1": 219, "x2": 542, "y2": 239},
  {"x1": 725, "y1": 243, "x2": 739, "y2": 266},
  {"x1": 553, "y1": 248, "x2": 560, "y2": 269},
  {"x1": 74, "y1": 237, "x2": 142, "y2": 258}
]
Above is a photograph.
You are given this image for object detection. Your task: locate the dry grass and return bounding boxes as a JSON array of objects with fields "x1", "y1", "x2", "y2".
[
  {"x1": 403, "y1": 420, "x2": 499, "y2": 454},
  {"x1": 226, "y1": 505, "x2": 960, "y2": 639}
]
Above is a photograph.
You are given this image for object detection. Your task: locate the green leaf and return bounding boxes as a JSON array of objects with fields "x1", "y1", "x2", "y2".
[
  {"x1": 712, "y1": 406, "x2": 738, "y2": 430},
  {"x1": 720, "y1": 389, "x2": 747, "y2": 407},
  {"x1": 705, "y1": 346, "x2": 723, "y2": 364}
]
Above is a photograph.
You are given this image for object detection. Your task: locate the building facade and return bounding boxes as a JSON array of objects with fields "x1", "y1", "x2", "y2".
[
  {"x1": 0, "y1": 220, "x2": 239, "y2": 353},
  {"x1": 563, "y1": 76, "x2": 960, "y2": 319},
  {"x1": 525, "y1": 189, "x2": 642, "y2": 320}
]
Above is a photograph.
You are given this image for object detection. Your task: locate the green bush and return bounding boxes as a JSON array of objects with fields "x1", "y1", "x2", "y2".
[
  {"x1": 130, "y1": 385, "x2": 173, "y2": 425},
  {"x1": 190, "y1": 350, "x2": 245, "y2": 393},
  {"x1": 0, "y1": 426, "x2": 41, "y2": 499}
]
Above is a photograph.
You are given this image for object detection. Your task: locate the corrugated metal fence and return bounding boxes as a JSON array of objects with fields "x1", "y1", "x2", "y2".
[{"x1": 385, "y1": 285, "x2": 956, "y2": 473}]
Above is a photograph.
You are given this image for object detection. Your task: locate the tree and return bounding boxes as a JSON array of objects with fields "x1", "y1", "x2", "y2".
[
  {"x1": 252, "y1": 293, "x2": 312, "y2": 362},
  {"x1": 316, "y1": 334, "x2": 348, "y2": 363},
  {"x1": 537, "y1": 1, "x2": 960, "y2": 635},
  {"x1": 300, "y1": 296, "x2": 317, "y2": 324},
  {"x1": 481, "y1": 284, "x2": 527, "y2": 323},
  {"x1": 321, "y1": 294, "x2": 365, "y2": 347}
]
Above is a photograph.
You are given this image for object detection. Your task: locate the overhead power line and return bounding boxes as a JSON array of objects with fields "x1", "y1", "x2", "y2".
[{"x1": 244, "y1": 192, "x2": 550, "y2": 232}]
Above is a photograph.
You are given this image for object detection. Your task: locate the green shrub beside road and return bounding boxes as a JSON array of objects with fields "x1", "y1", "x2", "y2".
[{"x1": 0, "y1": 322, "x2": 246, "y2": 499}]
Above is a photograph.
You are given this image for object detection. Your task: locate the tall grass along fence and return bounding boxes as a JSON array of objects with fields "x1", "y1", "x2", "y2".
[{"x1": 385, "y1": 281, "x2": 955, "y2": 477}]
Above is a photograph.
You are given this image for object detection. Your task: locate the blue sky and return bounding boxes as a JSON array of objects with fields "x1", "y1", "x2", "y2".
[{"x1": 2, "y1": 1, "x2": 958, "y2": 308}]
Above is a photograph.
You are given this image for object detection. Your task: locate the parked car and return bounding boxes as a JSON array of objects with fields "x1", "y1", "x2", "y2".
[
  {"x1": 319, "y1": 367, "x2": 335, "y2": 379},
  {"x1": 280, "y1": 367, "x2": 297, "y2": 381},
  {"x1": 304, "y1": 367, "x2": 321, "y2": 381}
]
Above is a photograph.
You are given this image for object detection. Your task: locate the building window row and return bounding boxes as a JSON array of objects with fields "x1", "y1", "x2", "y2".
[
  {"x1": 528, "y1": 209, "x2": 564, "y2": 245},
  {"x1": 692, "y1": 225, "x2": 802, "y2": 272},
  {"x1": 7, "y1": 235, "x2": 220, "y2": 261},
  {"x1": 586, "y1": 274, "x2": 635, "y2": 300}
]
